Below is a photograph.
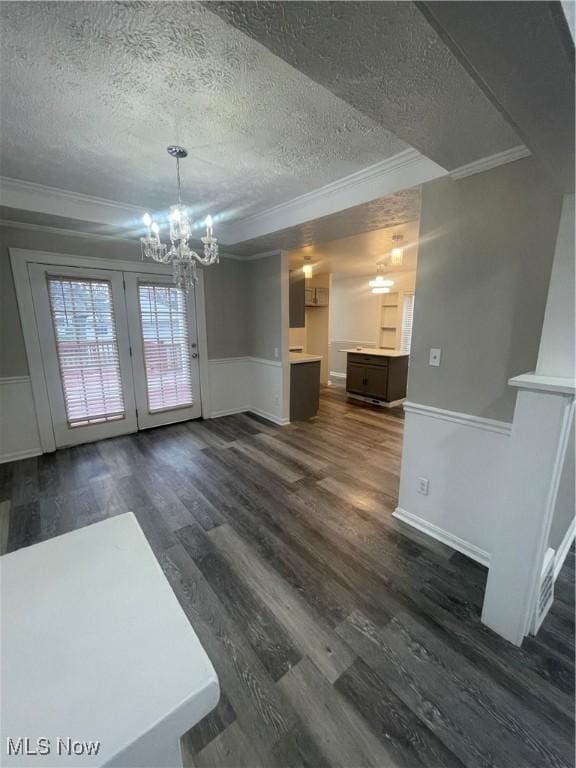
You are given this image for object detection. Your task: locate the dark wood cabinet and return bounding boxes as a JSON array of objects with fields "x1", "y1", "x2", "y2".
[
  {"x1": 289, "y1": 271, "x2": 305, "y2": 328},
  {"x1": 346, "y1": 363, "x2": 367, "y2": 395},
  {"x1": 345, "y1": 352, "x2": 408, "y2": 403},
  {"x1": 290, "y1": 361, "x2": 320, "y2": 421},
  {"x1": 364, "y1": 365, "x2": 389, "y2": 399}
]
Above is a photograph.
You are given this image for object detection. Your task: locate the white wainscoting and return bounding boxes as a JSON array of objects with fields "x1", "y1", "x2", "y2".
[
  {"x1": 394, "y1": 401, "x2": 513, "y2": 565},
  {"x1": 206, "y1": 357, "x2": 289, "y2": 425},
  {"x1": 206, "y1": 357, "x2": 252, "y2": 418},
  {"x1": 0, "y1": 376, "x2": 42, "y2": 463},
  {"x1": 329, "y1": 339, "x2": 377, "y2": 384}
]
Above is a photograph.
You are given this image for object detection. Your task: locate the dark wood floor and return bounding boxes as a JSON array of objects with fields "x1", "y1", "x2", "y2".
[{"x1": 1, "y1": 387, "x2": 574, "y2": 768}]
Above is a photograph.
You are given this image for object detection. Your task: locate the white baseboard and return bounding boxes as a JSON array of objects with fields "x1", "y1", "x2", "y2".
[
  {"x1": 329, "y1": 371, "x2": 346, "y2": 380},
  {"x1": 249, "y1": 408, "x2": 290, "y2": 426},
  {"x1": 394, "y1": 507, "x2": 490, "y2": 567},
  {"x1": 0, "y1": 376, "x2": 42, "y2": 464},
  {"x1": 554, "y1": 517, "x2": 576, "y2": 580},
  {"x1": 0, "y1": 447, "x2": 42, "y2": 465},
  {"x1": 209, "y1": 406, "x2": 251, "y2": 419}
]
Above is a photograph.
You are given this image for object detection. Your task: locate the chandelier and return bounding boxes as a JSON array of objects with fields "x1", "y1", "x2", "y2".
[
  {"x1": 141, "y1": 146, "x2": 218, "y2": 291},
  {"x1": 369, "y1": 263, "x2": 395, "y2": 294}
]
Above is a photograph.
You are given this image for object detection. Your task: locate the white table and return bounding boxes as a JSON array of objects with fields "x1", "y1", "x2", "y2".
[{"x1": 1, "y1": 513, "x2": 219, "y2": 767}]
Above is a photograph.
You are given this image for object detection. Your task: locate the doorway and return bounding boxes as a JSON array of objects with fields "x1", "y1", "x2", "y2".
[{"x1": 15, "y1": 253, "x2": 206, "y2": 450}]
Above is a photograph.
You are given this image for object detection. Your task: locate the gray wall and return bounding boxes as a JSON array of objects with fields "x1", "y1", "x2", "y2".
[
  {"x1": 407, "y1": 157, "x2": 563, "y2": 422},
  {"x1": 247, "y1": 252, "x2": 282, "y2": 360},
  {"x1": 204, "y1": 258, "x2": 251, "y2": 359},
  {"x1": 0, "y1": 225, "x2": 253, "y2": 374}
]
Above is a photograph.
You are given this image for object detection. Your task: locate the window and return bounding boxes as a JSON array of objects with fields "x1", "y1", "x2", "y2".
[
  {"x1": 138, "y1": 283, "x2": 194, "y2": 413},
  {"x1": 47, "y1": 277, "x2": 125, "y2": 426},
  {"x1": 399, "y1": 293, "x2": 415, "y2": 353}
]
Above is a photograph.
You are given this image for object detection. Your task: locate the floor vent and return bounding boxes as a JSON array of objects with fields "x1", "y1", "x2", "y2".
[{"x1": 532, "y1": 547, "x2": 555, "y2": 635}]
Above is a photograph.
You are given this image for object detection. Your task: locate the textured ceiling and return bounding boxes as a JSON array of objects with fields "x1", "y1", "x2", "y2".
[
  {"x1": 227, "y1": 186, "x2": 421, "y2": 257},
  {"x1": 208, "y1": 1, "x2": 522, "y2": 170},
  {"x1": 0, "y1": 1, "x2": 408, "y2": 223},
  {"x1": 0, "y1": 184, "x2": 420, "y2": 259},
  {"x1": 288, "y1": 220, "x2": 420, "y2": 277}
]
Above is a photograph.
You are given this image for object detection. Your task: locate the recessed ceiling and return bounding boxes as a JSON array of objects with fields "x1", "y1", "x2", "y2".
[
  {"x1": 227, "y1": 186, "x2": 421, "y2": 256},
  {"x1": 0, "y1": 1, "x2": 407, "y2": 222},
  {"x1": 288, "y1": 220, "x2": 420, "y2": 277}
]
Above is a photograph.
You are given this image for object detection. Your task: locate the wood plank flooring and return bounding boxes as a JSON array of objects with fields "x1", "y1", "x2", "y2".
[{"x1": 1, "y1": 386, "x2": 574, "y2": 767}]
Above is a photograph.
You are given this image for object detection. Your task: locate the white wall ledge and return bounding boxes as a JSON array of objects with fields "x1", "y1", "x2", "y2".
[{"x1": 508, "y1": 372, "x2": 576, "y2": 395}]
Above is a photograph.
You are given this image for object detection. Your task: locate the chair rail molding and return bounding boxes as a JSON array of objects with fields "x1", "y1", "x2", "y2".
[{"x1": 402, "y1": 401, "x2": 513, "y2": 435}]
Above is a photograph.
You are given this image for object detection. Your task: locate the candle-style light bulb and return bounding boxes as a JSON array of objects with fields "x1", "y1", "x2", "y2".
[
  {"x1": 142, "y1": 212, "x2": 152, "y2": 228},
  {"x1": 205, "y1": 215, "x2": 213, "y2": 237},
  {"x1": 151, "y1": 222, "x2": 160, "y2": 237}
]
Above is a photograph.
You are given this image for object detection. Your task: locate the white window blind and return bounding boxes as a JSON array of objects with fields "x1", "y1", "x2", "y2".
[
  {"x1": 47, "y1": 277, "x2": 125, "y2": 426},
  {"x1": 138, "y1": 283, "x2": 194, "y2": 413},
  {"x1": 399, "y1": 293, "x2": 415, "y2": 353}
]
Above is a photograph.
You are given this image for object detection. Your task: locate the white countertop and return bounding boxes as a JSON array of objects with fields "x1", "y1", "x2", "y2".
[
  {"x1": 1, "y1": 513, "x2": 219, "y2": 767},
  {"x1": 289, "y1": 352, "x2": 323, "y2": 365},
  {"x1": 341, "y1": 347, "x2": 409, "y2": 358}
]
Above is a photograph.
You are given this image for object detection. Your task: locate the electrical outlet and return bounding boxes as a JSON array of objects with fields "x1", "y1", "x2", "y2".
[
  {"x1": 274, "y1": 394, "x2": 280, "y2": 404},
  {"x1": 274, "y1": 347, "x2": 279, "y2": 358},
  {"x1": 429, "y1": 348, "x2": 441, "y2": 367},
  {"x1": 417, "y1": 477, "x2": 430, "y2": 496}
]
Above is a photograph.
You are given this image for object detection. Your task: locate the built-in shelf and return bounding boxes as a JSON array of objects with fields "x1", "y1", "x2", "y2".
[{"x1": 380, "y1": 292, "x2": 400, "y2": 350}]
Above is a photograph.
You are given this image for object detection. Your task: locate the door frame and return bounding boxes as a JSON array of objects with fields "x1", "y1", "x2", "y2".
[
  {"x1": 10, "y1": 248, "x2": 210, "y2": 453},
  {"x1": 123, "y1": 271, "x2": 203, "y2": 429}
]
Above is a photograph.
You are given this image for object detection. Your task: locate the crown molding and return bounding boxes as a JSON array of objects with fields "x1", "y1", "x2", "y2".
[
  {"x1": 0, "y1": 217, "x2": 246, "y2": 261},
  {"x1": 449, "y1": 145, "x2": 531, "y2": 181},
  {"x1": 0, "y1": 176, "x2": 142, "y2": 228},
  {"x1": 1, "y1": 144, "x2": 529, "y2": 251},
  {"x1": 0, "y1": 217, "x2": 134, "y2": 242},
  {"x1": 220, "y1": 148, "x2": 448, "y2": 245}
]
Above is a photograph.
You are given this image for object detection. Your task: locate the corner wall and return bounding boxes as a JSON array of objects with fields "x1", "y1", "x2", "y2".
[
  {"x1": 396, "y1": 157, "x2": 564, "y2": 560},
  {"x1": 206, "y1": 252, "x2": 287, "y2": 424}
]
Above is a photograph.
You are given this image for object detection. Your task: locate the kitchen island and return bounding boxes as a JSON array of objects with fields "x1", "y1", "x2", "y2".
[
  {"x1": 342, "y1": 347, "x2": 409, "y2": 407},
  {"x1": 289, "y1": 352, "x2": 322, "y2": 421}
]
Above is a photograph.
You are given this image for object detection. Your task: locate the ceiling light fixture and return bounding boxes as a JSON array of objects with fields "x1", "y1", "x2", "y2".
[
  {"x1": 372, "y1": 286, "x2": 391, "y2": 294},
  {"x1": 141, "y1": 146, "x2": 218, "y2": 291},
  {"x1": 368, "y1": 275, "x2": 395, "y2": 289},
  {"x1": 303, "y1": 258, "x2": 313, "y2": 279},
  {"x1": 369, "y1": 262, "x2": 395, "y2": 291},
  {"x1": 390, "y1": 234, "x2": 404, "y2": 266}
]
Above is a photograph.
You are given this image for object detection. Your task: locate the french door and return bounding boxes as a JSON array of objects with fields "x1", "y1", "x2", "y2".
[
  {"x1": 124, "y1": 273, "x2": 202, "y2": 429},
  {"x1": 29, "y1": 263, "x2": 202, "y2": 448}
]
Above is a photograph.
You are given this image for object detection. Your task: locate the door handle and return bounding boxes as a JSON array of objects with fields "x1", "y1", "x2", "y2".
[{"x1": 191, "y1": 352, "x2": 198, "y2": 359}]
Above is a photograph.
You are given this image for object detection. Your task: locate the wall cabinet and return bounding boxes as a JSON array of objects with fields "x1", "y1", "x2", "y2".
[
  {"x1": 305, "y1": 286, "x2": 328, "y2": 307},
  {"x1": 289, "y1": 271, "x2": 305, "y2": 328}
]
